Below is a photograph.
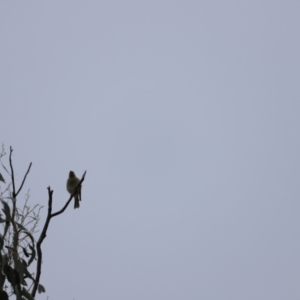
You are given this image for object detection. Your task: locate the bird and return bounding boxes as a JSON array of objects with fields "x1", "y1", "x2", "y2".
[{"x1": 66, "y1": 171, "x2": 81, "y2": 209}]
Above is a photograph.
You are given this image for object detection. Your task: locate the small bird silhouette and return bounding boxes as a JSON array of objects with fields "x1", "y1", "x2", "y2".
[{"x1": 66, "y1": 171, "x2": 81, "y2": 209}]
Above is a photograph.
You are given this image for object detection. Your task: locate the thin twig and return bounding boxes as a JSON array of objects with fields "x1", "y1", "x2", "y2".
[
  {"x1": 9, "y1": 147, "x2": 16, "y2": 198},
  {"x1": 0, "y1": 145, "x2": 10, "y2": 175},
  {"x1": 0, "y1": 182, "x2": 12, "y2": 198},
  {"x1": 16, "y1": 162, "x2": 32, "y2": 197},
  {"x1": 8, "y1": 148, "x2": 22, "y2": 299}
]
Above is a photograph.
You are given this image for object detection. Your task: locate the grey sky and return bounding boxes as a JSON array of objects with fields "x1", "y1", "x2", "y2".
[{"x1": 1, "y1": 1, "x2": 300, "y2": 299}]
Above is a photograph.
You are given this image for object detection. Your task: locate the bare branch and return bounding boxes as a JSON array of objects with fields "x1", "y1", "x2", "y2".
[
  {"x1": 16, "y1": 162, "x2": 32, "y2": 197},
  {"x1": 31, "y1": 187, "x2": 53, "y2": 298},
  {"x1": 9, "y1": 146, "x2": 16, "y2": 198},
  {"x1": 31, "y1": 171, "x2": 87, "y2": 298}
]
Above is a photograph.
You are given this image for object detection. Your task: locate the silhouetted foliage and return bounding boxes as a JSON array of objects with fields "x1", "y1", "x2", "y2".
[{"x1": 0, "y1": 146, "x2": 86, "y2": 299}]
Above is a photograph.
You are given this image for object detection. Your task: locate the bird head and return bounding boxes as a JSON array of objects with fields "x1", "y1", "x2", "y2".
[{"x1": 69, "y1": 171, "x2": 76, "y2": 177}]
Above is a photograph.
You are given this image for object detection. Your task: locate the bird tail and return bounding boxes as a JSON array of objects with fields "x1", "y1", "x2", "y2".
[{"x1": 74, "y1": 195, "x2": 80, "y2": 209}]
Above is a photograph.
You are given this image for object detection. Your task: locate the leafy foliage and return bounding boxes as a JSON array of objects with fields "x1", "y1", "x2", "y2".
[{"x1": 0, "y1": 146, "x2": 44, "y2": 299}]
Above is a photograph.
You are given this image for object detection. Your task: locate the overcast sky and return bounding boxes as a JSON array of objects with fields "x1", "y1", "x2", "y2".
[{"x1": 1, "y1": 1, "x2": 300, "y2": 299}]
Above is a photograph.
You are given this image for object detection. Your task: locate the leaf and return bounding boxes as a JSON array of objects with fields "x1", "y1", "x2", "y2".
[
  {"x1": 19, "y1": 231, "x2": 36, "y2": 267},
  {"x1": 21, "y1": 288, "x2": 35, "y2": 300},
  {"x1": 1, "y1": 200, "x2": 10, "y2": 220},
  {"x1": 23, "y1": 263, "x2": 34, "y2": 281},
  {"x1": 4, "y1": 265, "x2": 17, "y2": 287},
  {"x1": 14, "y1": 226, "x2": 36, "y2": 266},
  {"x1": 0, "y1": 290, "x2": 9, "y2": 300},
  {"x1": 0, "y1": 173, "x2": 5, "y2": 183},
  {"x1": 2, "y1": 220, "x2": 10, "y2": 239},
  {"x1": 22, "y1": 247, "x2": 29, "y2": 258},
  {"x1": 1, "y1": 253, "x2": 8, "y2": 272},
  {"x1": 15, "y1": 258, "x2": 25, "y2": 284},
  {"x1": 38, "y1": 283, "x2": 46, "y2": 293},
  {"x1": 27, "y1": 244, "x2": 36, "y2": 266},
  {"x1": 0, "y1": 267, "x2": 5, "y2": 287},
  {"x1": 13, "y1": 231, "x2": 18, "y2": 251},
  {"x1": 0, "y1": 235, "x2": 3, "y2": 251},
  {"x1": 0, "y1": 201, "x2": 11, "y2": 238}
]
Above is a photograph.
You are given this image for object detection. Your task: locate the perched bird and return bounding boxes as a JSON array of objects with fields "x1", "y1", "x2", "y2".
[{"x1": 66, "y1": 171, "x2": 81, "y2": 209}]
